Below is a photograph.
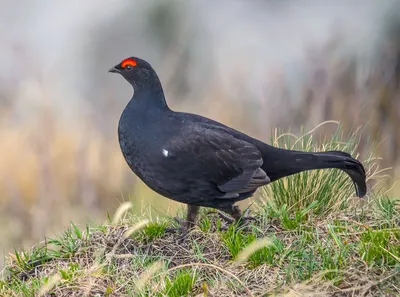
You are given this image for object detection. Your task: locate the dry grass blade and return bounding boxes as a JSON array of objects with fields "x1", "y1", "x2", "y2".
[
  {"x1": 380, "y1": 246, "x2": 400, "y2": 263},
  {"x1": 106, "y1": 219, "x2": 149, "y2": 260},
  {"x1": 234, "y1": 237, "x2": 274, "y2": 266},
  {"x1": 82, "y1": 264, "x2": 107, "y2": 297},
  {"x1": 135, "y1": 261, "x2": 165, "y2": 292},
  {"x1": 290, "y1": 120, "x2": 340, "y2": 148},
  {"x1": 152, "y1": 262, "x2": 255, "y2": 297},
  {"x1": 38, "y1": 273, "x2": 62, "y2": 297},
  {"x1": 124, "y1": 219, "x2": 149, "y2": 238},
  {"x1": 112, "y1": 201, "x2": 133, "y2": 224}
]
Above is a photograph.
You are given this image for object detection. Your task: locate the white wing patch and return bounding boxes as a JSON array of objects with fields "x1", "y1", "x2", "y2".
[{"x1": 162, "y1": 149, "x2": 169, "y2": 157}]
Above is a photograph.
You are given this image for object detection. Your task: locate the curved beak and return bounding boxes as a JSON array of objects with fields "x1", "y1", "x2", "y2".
[{"x1": 108, "y1": 66, "x2": 120, "y2": 73}]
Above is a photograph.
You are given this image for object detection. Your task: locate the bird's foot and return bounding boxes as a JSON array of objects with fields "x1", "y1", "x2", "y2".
[
  {"x1": 217, "y1": 208, "x2": 257, "y2": 229},
  {"x1": 165, "y1": 226, "x2": 190, "y2": 242},
  {"x1": 165, "y1": 217, "x2": 187, "y2": 233},
  {"x1": 165, "y1": 217, "x2": 193, "y2": 242},
  {"x1": 237, "y1": 208, "x2": 257, "y2": 223},
  {"x1": 236, "y1": 216, "x2": 257, "y2": 231},
  {"x1": 216, "y1": 211, "x2": 235, "y2": 223}
]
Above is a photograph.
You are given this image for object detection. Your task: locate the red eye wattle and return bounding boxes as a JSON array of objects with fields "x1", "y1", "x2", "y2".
[{"x1": 121, "y1": 58, "x2": 137, "y2": 68}]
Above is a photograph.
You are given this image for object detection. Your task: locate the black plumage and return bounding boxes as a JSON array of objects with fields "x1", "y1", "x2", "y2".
[{"x1": 109, "y1": 57, "x2": 367, "y2": 231}]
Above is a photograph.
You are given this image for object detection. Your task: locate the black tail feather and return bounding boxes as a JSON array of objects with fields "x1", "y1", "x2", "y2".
[
  {"x1": 316, "y1": 151, "x2": 367, "y2": 197},
  {"x1": 262, "y1": 149, "x2": 367, "y2": 197}
]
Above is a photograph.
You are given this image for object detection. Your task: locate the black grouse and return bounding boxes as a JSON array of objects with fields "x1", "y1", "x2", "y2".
[{"x1": 109, "y1": 57, "x2": 367, "y2": 232}]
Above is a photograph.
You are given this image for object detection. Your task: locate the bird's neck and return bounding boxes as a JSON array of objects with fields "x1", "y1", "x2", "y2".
[{"x1": 131, "y1": 72, "x2": 169, "y2": 111}]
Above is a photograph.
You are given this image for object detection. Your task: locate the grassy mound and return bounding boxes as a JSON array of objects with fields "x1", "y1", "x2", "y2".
[{"x1": 1, "y1": 124, "x2": 399, "y2": 297}]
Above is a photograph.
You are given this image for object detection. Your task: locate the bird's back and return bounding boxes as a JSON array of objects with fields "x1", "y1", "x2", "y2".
[{"x1": 172, "y1": 111, "x2": 273, "y2": 155}]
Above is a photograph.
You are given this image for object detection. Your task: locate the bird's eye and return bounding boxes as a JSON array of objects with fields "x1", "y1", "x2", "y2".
[{"x1": 125, "y1": 65, "x2": 133, "y2": 71}]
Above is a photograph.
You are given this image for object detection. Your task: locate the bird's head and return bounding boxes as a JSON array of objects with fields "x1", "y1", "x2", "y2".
[{"x1": 108, "y1": 57, "x2": 155, "y2": 87}]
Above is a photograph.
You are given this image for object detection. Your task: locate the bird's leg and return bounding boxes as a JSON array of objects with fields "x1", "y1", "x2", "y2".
[
  {"x1": 186, "y1": 204, "x2": 200, "y2": 229},
  {"x1": 166, "y1": 205, "x2": 199, "y2": 238},
  {"x1": 230, "y1": 205, "x2": 245, "y2": 222}
]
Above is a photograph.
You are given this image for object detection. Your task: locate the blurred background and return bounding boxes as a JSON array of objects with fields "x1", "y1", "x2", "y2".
[{"x1": 1, "y1": 0, "x2": 400, "y2": 266}]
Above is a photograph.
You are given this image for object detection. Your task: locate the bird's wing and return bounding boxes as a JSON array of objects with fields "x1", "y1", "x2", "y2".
[{"x1": 161, "y1": 127, "x2": 270, "y2": 198}]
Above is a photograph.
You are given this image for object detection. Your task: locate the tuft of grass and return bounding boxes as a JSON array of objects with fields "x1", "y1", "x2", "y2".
[
  {"x1": 221, "y1": 225, "x2": 246, "y2": 259},
  {"x1": 58, "y1": 262, "x2": 81, "y2": 281},
  {"x1": 198, "y1": 215, "x2": 212, "y2": 233},
  {"x1": 10, "y1": 246, "x2": 49, "y2": 276},
  {"x1": 221, "y1": 225, "x2": 284, "y2": 268},
  {"x1": 359, "y1": 229, "x2": 400, "y2": 265},
  {"x1": 162, "y1": 269, "x2": 198, "y2": 297},
  {"x1": 374, "y1": 194, "x2": 400, "y2": 224},
  {"x1": 198, "y1": 208, "x2": 222, "y2": 233},
  {"x1": 247, "y1": 236, "x2": 284, "y2": 268},
  {"x1": 262, "y1": 123, "x2": 377, "y2": 216},
  {"x1": 140, "y1": 221, "x2": 168, "y2": 242},
  {"x1": 46, "y1": 223, "x2": 88, "y2": 259},
  {"x1": 266, "y1": 201, "x2": 319, "y2": 230}
]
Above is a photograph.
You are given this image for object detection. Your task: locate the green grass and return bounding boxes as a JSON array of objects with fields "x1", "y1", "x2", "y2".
[
  {"x1": 374, "y1": 194, "x2": 400, "y2": 224},
  {"x1": 359, "y1": 229, "x2": 400, "y2": 265},
  {"x1": 221, "y1": 225, "x2": 284, "y2": 268},
  {"x1": 1, "y1": 124, "x2": 399, "y2": 297},
  {"x1": 262, "y1": 124, "x2": 378, "y2": 216},
  {"x1": 140, "y1": 221, "x2": 168, "y2": 242},
  {"x1": 162, "y1": 269, "x2": 197, "y2": 297},
  {"x1": 1, "y1": 200, "x2": 399, "y2": 297}
]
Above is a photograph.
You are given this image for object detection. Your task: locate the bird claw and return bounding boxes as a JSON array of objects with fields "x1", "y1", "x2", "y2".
[
  {"x1": 217, "y1": 208, "x2": 257, "y2": 227},
  {"x1": 165, "y1": 225, "x2": 186, "y2": 234},
  {"x1": 165, "y1": 217, "x2": 188, "y2": 232},
  {"x1": 166, "y1": 209, "x2": 256, "y2": 237},
  {"x1": 165, "y1": 226, "x2": 189, "y2": 241},
  {"x1": 172, "y1": 216, "x2": 185, "y2": 224},
  {"x1": 216, "y1": 211, "x2": 235, "y2": 223},
  {"x1": 218, "y1": 225, "x2": 229, "y2": 231},
  {"x1": 236, "y1": 217, "x2": 257, "y2": 232},
  {"x1": 165, "y1": 218, "x2": 194, "y2": 242}
]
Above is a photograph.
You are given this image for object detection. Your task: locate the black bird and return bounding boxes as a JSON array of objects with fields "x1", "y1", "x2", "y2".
[{"x1": 109, "y1": 57, "x2": 367, "y2": 232}]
